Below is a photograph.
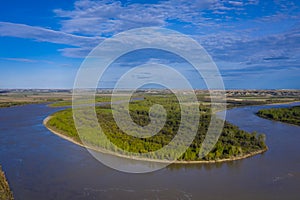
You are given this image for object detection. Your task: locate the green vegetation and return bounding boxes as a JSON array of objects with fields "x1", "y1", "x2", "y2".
[
  {"x1": 48, "y1": 96, "x2": 137, "y2": 107},
  {"x1": 0, "y1": 90, "x2": 72, "y2": 108},
  {"x1": 0, "y1": 166, "x2": 13, "y2": 200},
  {"x1": 46, "y1": 94, "x2": 267, "y2": 162},
  {"x1": 257, "y1": 106, "x2": 300, "y2": 126},
  {"x1": 0, "y1": 102, "x2": 31, "y2": 108},
  {"x1": 48, "y1": 101, "x2": 75, "y2": 107}
]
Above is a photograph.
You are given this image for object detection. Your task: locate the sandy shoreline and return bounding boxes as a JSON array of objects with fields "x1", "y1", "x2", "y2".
[
  {"x1": 43, "y1": 116, "x2": 267, "y2": 164},
  {"x1": 0, "y1": 166, "x2": 14, "y2": 200}
]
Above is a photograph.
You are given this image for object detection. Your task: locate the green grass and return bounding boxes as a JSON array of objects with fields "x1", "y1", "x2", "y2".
[
  {"x1": 257, "y1": 106, "x2": 300, "y2": 126},
  {"x1": 46, "y1": 94, "x2": 267, "y2": 161}
]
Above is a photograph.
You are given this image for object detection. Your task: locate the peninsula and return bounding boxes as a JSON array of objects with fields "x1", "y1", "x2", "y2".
[
  {"x1": 44, "y1": 92, "x2": 269, "y2": 163},
  {"x1": 257, "y1": 105, "x2": 300, "y2": 126}
]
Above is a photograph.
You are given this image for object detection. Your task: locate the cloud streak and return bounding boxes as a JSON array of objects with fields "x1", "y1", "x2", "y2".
[
  {"x1": 0, "y1": 57, "x2": 38, "y2": 63},
  {"x1": 53, "y1": 0, "x2": 263, "y2": 36},
  {"x1": 0, "y1": 22, "x2": 103, "y2": 46},
  {"x1": 0, "y1": 21, "x2": 104, "y2": 58}
]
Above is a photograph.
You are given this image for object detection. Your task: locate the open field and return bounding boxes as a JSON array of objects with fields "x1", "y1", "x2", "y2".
[
  {"x1": 0, "y1": 89, "x2": 72, "y2": 108},
  {"x1": 1, "y1": 89, "x2": 299, "y2": 108}
]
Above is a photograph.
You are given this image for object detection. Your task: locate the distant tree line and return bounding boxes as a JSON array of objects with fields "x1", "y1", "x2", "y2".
[{"x1": 257, "y1": 106, "x2": 300, "y2": 126}]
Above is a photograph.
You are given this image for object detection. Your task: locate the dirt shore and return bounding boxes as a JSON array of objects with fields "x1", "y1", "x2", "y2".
[{"x1": 0, "y1": 166, "x2": 13, "y2": 200}]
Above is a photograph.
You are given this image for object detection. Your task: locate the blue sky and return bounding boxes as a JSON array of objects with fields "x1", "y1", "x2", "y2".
[{"x1": 0, "y1": 0, "x2": 299, "y2": 89}]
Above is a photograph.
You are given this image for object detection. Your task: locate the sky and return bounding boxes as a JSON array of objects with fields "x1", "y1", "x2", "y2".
[{"x1": 0, "y1": 0, "x2": 299, "y2": 89}]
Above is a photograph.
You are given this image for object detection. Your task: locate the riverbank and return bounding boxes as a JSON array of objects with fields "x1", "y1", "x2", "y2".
[
  {"x1": 256, "y1": 104, "x2": 300, "y2": 126},
  {"x1": 225, "y1": 101, "x2": 300, "y2": 113},
  {"x1": 0, "y1": 166, "x2": 13, "y2": 200},
  {"x1": 43, "y1": 116, "x2": 267, "y2": 164},
  {"x1": 0, "y1": 102, "x2": 32, "y2": 108}
]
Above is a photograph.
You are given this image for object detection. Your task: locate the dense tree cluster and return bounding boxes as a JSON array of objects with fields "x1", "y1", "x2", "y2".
[
  {"x1": 257, "y1": 106, "x2": 300, "y2": 126},
  {"x1": 47, "y1": 94, "x2": 267, "y2": 161}
]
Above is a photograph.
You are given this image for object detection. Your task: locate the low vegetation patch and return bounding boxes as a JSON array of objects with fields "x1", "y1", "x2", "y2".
[
  {"x1": 257, "y1": 106, "x2": 300, "y2": 126},
  {"x1": 0, "y1": 102, "x2": 30, "y2": 108}
]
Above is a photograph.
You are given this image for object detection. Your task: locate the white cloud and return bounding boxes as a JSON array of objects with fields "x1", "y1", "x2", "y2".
[
  {"x1": 0, "y1": 57, "x2": 37, "y2": 63},
  {"x1": 54, "y1": 0, "x2": 167, "y2": 36},
  {"x1": 58, "y1": 47, "x2": 93, "y2": 58},
  {"x1": 53, "y1": 0, "x2": 263, "y2": 36},
  {"x1": 0, "y1": 21, "x2": 102, "y2": 47},
  {"x1": 197, "y1": 25, "x2": 300, "y2": 71},
  {"x1": 0, "y1": 21, "x2": 104, "y2": 58},
  {"x1": 1, "y1": 0, "x2": 299, "y2": 62}
]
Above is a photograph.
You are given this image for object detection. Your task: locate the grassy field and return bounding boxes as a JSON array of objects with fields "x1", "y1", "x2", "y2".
[
  {"x1": 0, "y1": 90, "x2": 72, "y2": 108},
  {"x1": 0, "y1": 166, "x2": 13, "y2": 200},
  {"x1": 48, "y1": 95, "x2": 138, "y2": 107}
]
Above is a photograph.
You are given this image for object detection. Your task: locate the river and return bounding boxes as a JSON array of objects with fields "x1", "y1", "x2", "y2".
[{"x1": 0, "y1": 102, "x2": 299, "y2": 199}]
